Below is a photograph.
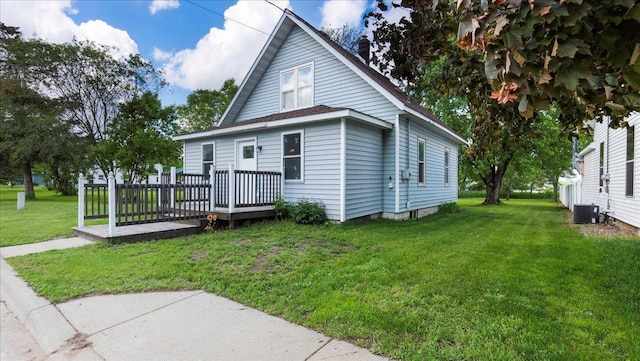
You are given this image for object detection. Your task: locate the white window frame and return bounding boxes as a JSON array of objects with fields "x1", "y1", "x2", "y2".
[
  {"x1": 279, "y1": 62, "x2": 314, "y2": 112},
  {"x1": 418, "y1": 137, "x2": 426, "y2": 186},
  {"x1": 201, "y1": 142, "x2": 215, "y2": 174},
  {"x1": 282, "y1": 130, "x2": 304, "y2": 182},
  {"x1": 444, "y1": 147, "x2": 450, "y2": 186}
]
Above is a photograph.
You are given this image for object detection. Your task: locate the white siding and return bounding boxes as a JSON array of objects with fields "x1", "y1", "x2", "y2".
[
  {"x1": 382, "y1": 123, "x2": 397, "y2": 213},
  {"x1": 235, "y1": 26, "x2": 398, "y2": 124},
  {"x1": 345, "y1": 121, "x2": 384, "y2": 219},
  {"x1": 407, "y1": 119, "x2": 459, "y2": 208},
  {"x1": 183, "y1": 121, "x2": 343, "y2": 220},
  {"x1": 180, "y1": 21, "x2": 465, "y2": 221},
  {"x1": 581, "y1": 113, "x2": 640, "y2": 229}
]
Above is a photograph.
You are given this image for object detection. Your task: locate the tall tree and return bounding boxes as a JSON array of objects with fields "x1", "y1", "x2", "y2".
[
  {"x1": 530, "y1": 109, "x2": 574, "y2": 202},
  {"x1": 93, "y1": 92, "x2": 180, "y2": 183},
  {"x1": 27, "y1": 39, "x2": 164, "y2": 177},
  {"x1": 322, "y1": 24, "x2": 365, "y2": 55},
  {"x1": 0, "y1": 24, "x2": 79, "y2": 198},
  {"x1": 451, "y1": 0, "x2": 640, "y2": 127},
  {"x1": 369, "y1": 2, "x2": 541, "y2": 204},
  {"x1": 177, "y1": 79, "x2": 238, "y2": 133},
  {"x1": 0, "y1": 80, "x2": 66, "y2": 199}
]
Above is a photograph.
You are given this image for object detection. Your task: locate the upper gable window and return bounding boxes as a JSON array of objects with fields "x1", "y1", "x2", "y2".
[{"x1": 280, "y1": 62, "x2": 313, "y2": 112}]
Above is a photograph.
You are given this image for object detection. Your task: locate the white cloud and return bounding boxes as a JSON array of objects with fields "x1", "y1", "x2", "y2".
[
  {"x1": 153, "y1": 47, "x2": 173, "y2": 61},
  {"x1": 149, "y1": 0, "x2": 180, "y2": 15},
  {"x1": 320, "y1": 0, "x2": 367, "y2": 29},
  {"x1": 0, "y1": 0, "x2": 138, "y2": 58},
  {"x1": 159, "y1": 0, "x2": 289, "y2": 90}
]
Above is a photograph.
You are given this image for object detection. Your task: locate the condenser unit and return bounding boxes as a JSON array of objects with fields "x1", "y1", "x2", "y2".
[{"x1": 574, "y1": 204, "x2": 599, "y2": 224}]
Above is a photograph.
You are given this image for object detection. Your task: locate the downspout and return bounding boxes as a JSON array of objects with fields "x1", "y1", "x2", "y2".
[
  {"x1": 340, "y1": 118, "x2": 346, "y2": 222},
  {"x1": 606, "y1": 118, "x2": 611, "y2": 211},
  {"x1": 406, "y1": 119, "x2": 411, "y2": 210},
  {"x1": 395, "y1": 114, "x2": 400, "y2": 213}
]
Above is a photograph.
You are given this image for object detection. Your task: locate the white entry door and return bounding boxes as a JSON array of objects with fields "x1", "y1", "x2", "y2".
[{"x1": 236, "y1": 140, "x2": 257, "y2": 205}]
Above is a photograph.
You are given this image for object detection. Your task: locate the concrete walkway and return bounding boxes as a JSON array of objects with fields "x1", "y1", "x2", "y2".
[{"x1": 1, "y1": 238, "x2": 388, "y2": 361}]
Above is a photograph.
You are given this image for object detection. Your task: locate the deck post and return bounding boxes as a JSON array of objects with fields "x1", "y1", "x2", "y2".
[
  {"x1": 281, "y1": 167, "x2": 285, "y2": 199},
  {"x1": 78, "y1": 173, "x2": 85, "y2": 227},
  {"x1": 209, "y1": 165, "x2": 216, "y2": 211},
  {"x1": 170, "y1": 166, "x2": 177, "y2": 209},
  {"x1": 108, "y1": 172, "x2": 116, "y2": 237},
  {"x1": 228, "y1": 163, "x2": 235, "y2": 213},
  {"x1": 157, "y1": 165, "x2": 163, "y2": 207}
]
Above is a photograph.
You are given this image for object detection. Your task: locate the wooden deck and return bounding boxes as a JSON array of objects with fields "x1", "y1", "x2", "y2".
[
  {"x1": 73, "y1": 221, "x2": 203, "y2": 243},
  {"x1": 73, "y1": 206, "x2": 276, "y2": 243}
]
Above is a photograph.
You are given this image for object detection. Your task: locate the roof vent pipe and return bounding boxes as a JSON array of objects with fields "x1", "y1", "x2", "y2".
[{"x1": 358, "y1": 35, "x2": 370, "y2": 65}]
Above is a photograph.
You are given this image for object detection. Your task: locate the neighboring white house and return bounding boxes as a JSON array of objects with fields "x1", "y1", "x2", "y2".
[
  {"x1": 89, "y1": 164, "x2": 164, "y2": 184},
  {"x1": 560, "y1": 112, "x2": 639, "y2": 233},
  {"x1": 174, "y1": 10, "x2": 466, "y2": 222}
]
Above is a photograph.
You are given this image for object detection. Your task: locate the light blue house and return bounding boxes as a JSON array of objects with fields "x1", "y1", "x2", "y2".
[{"x1": 174, "y1": 10, "x2": 465, "y2": 222}]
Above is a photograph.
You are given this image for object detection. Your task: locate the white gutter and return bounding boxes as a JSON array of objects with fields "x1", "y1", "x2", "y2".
[
  {"x1": 403, "y1": 107, "x2": 467, "y2": 144},
  {"x1": 174, "y1": 109, "x2": 392, "y2": 141}
]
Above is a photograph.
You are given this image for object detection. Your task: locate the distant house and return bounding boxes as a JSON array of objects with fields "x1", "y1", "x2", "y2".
[
  {"x1": 174, "y1": 10, "x2": 466, "y2": 222},
  {"x1": 561, "y1": 112, "x2": 639, "y2": 233}
]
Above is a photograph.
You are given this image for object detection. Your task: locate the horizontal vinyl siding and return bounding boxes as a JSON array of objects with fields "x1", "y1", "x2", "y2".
[
  {"x1": 398, "y1": 117, "x2": 409, "y2": 211},
  {"x1": 284, "y1": 121, "x2": 341, "y2": 220},
  {"x1": 382, "y1": 124, "x2": 396, "y2": 213},
  {"x1": 581, "y1": 113, "x2": 639, "y2": 228},
  {"x1": 581, "y1": 149, "x2": 601, "y2": 208},
  {"x1": 182, "y1": 122, "x2": 342, "y2": 220},
  {"x1": 345, "y1": 121, "x2": 383, "y2": 219},
  {"x1": 235, "y1": 26, "x2": 399, "y2": 124},
  {"x1": 406, "y1": 119, "x2": 458, "y2": 209},
  {"x1": 184, "y1": 141, "x2": 203, "y2": 174}
]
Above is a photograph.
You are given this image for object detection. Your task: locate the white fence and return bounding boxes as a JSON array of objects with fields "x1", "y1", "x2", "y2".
[{"x1": 559, "y1": 179, "x2": 582, "y2": 211}]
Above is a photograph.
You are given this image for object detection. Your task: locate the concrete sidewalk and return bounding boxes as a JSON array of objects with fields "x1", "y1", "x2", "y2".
[{"x1": 0, "y1": 239, "x2": 388, "y2": 361}]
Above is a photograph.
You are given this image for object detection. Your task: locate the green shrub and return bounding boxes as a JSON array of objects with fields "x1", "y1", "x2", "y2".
[
  {"x1": 273, "y1": 196, "x2": 291, "y2": 220},
  {"x1": 439, "y1": 202, "x2": 460, "y2": 213},
  {"x1": 290, "y1": 198, "x2": 327, "y2": 225}
]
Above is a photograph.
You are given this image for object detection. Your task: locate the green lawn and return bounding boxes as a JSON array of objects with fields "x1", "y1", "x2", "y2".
[
  {"x1": 6, "y1": 199, "x2": 640, "y2": 360},
  {"x1": 0, "y1": 186, "x2": 106, "y2": 247}
]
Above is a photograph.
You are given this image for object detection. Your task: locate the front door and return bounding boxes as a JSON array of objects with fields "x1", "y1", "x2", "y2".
[{"x1": 236, "y1": 140, "x2": 257, "y2": 205}]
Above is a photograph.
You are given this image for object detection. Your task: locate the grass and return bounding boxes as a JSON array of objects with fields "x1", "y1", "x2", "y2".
[
  {"x1": 6, "y1": 199, "x2": 640, "y2": 360},
  {"x1": 0, "y1": 186, "x2": 106, "y2": 247}
]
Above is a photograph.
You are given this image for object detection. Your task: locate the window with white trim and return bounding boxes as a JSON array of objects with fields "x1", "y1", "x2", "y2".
[
  {"x1": 283, "y1": 132, "x2": 303, "y2": 180},
  {"x1": 202, "y1": 143, "x2": 214, "y2": 174},
  {"x1": 444, "y1": 147, "x2": 450, "y2": 185},
  {"x1": 280, "y1": 63, "x2": 313, "y2": 112},
  {"x1": 599, "y1": 142, "x2": 604, "y2": 193},
  {"x1": 626, "y1": 126, "x2": 635, "y2": 197},
  {"x1": 418, "y1": 138, "x2": 426, "y2": 185}
]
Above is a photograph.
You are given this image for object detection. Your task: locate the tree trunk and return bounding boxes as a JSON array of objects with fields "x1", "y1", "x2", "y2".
[
  {"x1": 505, "y1": 185, "x2": 511, "y2": 200},
  {"x1": 552, "y1": 180, "x2": 559, "y2": 203},
  {"x1": 481, "y1": 164, "x2": 509, "y2": 205},
  {"x1": 22, "y1": 163, "x2": 35, "y2": 200}
]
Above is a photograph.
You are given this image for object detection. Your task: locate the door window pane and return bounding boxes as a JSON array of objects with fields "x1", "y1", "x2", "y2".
[{"x1": 243, "y1": 145, "x2": 254, "y2": 159}]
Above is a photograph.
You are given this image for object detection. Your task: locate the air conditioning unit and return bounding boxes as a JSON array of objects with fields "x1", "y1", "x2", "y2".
[{"x1": 574, "y1": 204, "x2": 599, "y2": 224}]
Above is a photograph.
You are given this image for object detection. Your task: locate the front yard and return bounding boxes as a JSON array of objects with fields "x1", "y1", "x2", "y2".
[
  {"x1": 0, "y1": 186, "x2": 106, "y2": 247},
  {"x1": 5, "y1": 199, "x2": 640, "y2": 360}
]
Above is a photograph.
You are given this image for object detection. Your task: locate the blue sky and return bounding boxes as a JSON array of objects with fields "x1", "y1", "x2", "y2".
[{"x1": 0, "y1": 0, "x2": 393, "y2": 106}]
